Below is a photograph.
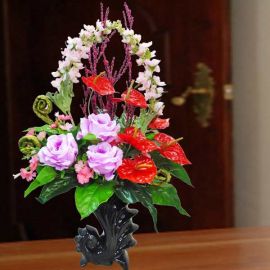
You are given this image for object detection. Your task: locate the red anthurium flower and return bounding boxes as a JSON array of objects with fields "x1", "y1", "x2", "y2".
[
  {"x1": 117, "y1": 155, "x2": 157, "y2": 184},
  {"x1": 82, "y1": 74, "x2": 115, "y2": 95},
  {"x1": 122, "y1": 89, "x2": 147, "y2": 108},
  {"x1": 118, "y1": 127, "x2": 159, "y2": 153},
  {"x1": 154, "y1": 133, "x2": 191, "y2": 165},
  {"x1": 112, "y1": 89, "x2": 147, "y2": 108},
  {"x1": 149, "y1": 117, "x2": 170, "y2": 129}
]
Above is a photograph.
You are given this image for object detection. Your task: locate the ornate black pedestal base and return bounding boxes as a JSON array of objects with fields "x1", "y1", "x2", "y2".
[{"x1": 75, "y1": 196, "x2": 139, "y2": 270}]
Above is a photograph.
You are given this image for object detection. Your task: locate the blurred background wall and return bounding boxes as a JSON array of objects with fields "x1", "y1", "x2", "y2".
[{"x1": 232, "y1": 0, "x2": 270, "y2": 226}]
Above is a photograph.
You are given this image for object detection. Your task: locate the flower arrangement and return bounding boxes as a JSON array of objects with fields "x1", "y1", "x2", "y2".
[{"x1": 14, "y1": 3, "x2": 192, "y2": 268}]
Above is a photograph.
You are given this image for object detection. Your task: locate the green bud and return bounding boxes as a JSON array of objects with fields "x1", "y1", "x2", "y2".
[
  {"x1": 152, "y1": 169, "x2": 172, "y2": 186},
  {"x1": 18, "y1": 135, "x2": 41, "y2": 156}
]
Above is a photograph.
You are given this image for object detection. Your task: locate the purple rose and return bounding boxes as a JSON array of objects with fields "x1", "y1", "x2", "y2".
[
  {"x1": 87, "y1": 142, "x2": 123, "y2": 180},
  {"x1": 38, "y1": 133, "x2": 78, "y2": 171},
  {"x1": 76, "y1": 113, "x2": 120, "y2": 143}
]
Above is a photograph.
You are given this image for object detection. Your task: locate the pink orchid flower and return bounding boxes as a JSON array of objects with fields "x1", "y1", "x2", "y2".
[
  {"x1": 37, "y1": 131, "x2": 46, "y2": 141},
  {"x1": 75, "y1": 161, "x2": 93, "y2": 184},
  {"x1": 27, "y1": 128, "x2": 35, "y2": 136},
  {"x1": 59, "y1": 123, "x2": 73, "y2": 131},
  {"x1": 29, "y1": 156, "x2": 39, "y2": 171},
  {"x1": 50, "y1": 123, "x2": 58, "y2": 129},
  {"x1": 58, "y1": 114, "x2": 73, "y2": 121},
  {"x1": 20, "y1": 168, "x2": 36, "y2": 182},
  {"x1": 55, "y1": 112, "x2": 73, "y2": 121}
]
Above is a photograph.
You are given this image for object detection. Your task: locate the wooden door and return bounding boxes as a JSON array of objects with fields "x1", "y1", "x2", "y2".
[{"x1": 1, "y1": 0, "x2": 233, "y2": 241}]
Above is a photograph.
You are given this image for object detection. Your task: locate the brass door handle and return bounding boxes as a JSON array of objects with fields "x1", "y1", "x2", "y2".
[{"x1": 171, "y1": 63, "x2": 214, "y2": 127}]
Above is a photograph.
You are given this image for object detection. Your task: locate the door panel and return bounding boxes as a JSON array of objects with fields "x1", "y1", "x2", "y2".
[{"x1": 1, "y1": 0, "x2": 232, "y2": 240}]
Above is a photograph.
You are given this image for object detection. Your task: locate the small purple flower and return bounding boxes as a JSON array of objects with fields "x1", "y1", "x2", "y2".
[
  {"x1": 76, "y1": 113, "x2": 120, "y2": 143},
  {"x1": 38, "y1": 133, "x2": 78, "y2": 171},
  {"x1": 87, "y1": 142, "x2": 123, "y2": 180}
]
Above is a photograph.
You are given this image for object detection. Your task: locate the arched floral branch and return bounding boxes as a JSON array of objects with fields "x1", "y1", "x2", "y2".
[{"x1": 49, "y1": 3, "x2": 166, "y2": 118}]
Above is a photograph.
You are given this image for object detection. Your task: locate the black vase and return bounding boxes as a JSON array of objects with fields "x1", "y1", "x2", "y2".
[{"x1": 75, "y1": 196, "x2": 139, "y2": 270}]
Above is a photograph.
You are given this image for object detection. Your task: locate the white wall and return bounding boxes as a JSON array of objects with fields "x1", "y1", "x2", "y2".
[{"x1": 232, "y1": 0, "x2": 270, "y2": 226}]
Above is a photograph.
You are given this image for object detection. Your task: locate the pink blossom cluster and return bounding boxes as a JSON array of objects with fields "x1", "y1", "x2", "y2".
[
  {"x1": 19, "y1": 156, "x2": 39, "y2": 182},
  {"x1": 16, "y1": 113, "x2": 123, "y2": 185}
]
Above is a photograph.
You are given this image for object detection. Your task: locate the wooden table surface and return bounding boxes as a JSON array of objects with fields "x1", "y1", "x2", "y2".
[{"x1": 0, "y1": 227, "x2": 270, "y2": 270}]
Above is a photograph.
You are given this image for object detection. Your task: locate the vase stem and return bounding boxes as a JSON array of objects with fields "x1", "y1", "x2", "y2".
[{"x1": 75, "y1": 196, "x2": 138, "y2": 269}]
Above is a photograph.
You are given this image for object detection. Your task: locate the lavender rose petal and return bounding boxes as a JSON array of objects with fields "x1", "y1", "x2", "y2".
[
  {"x1": 87, "y1": 142, "x2": 123, "y2": 181},
  {"x1": 38, "y1": 133, "x2": 78, "y2": 171},
  {"x1": 76, "y1": 113, "x2": 120, "y2": 142}
]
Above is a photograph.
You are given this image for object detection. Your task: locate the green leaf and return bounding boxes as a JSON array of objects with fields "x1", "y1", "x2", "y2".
[
  {"x1": 134, "y1": 109, "x2": 156, "y2": 133},
  {"x1": 115, "y1": 182, "x2": 158, "y2": 231},
  {"x1": 24, "y1": 166, "x2": 57, "y2": 198},
  {"x1": 151, "y1": 152, "x2": 193, "y2": 187},
  {"x1": 78, "y1": 133, "x2": 100, "y2": 149},
  {"x1": 71, "y1": 126, "x2": 79, "y2": 138},
  {"x1": 60, "y1": 170, "x2": 65, "y2": 179},
  {"x1": 37, "y1": 175, "x2": 78, "y2": 204},
  {"x1": 75, "y1": 181, "x2": 115, "y2": 219},
  {"x1": 83, "y1": 133, "x2": 97, "y2": 141},
  {"x1": 149, "y1": 184, "x2": 190, "y2": 217},
  {"x1": 26, "y1": 125, "x2": 59, "y2": 135},
  {"x1": 125, "y1": 147, "x2": 140, "y2": 158},
  {"x1": 115, "y1": 184, "x2": 138, "y2": 204},
  {"x1": 36, "y1": 166, "x2": 43, "y2": 174},
  {"x1": 81, "y1": 133, "x2": 100, "y2": 145},
  {"x1": 118, "y1": 112, "x2": 128, "y2": 130},
  {"x1": 146, "y1": 133, "x2": 156, "y2": 140},
  {"x1": 47, "y1": 78, "x2": 74, "y2": 114}
]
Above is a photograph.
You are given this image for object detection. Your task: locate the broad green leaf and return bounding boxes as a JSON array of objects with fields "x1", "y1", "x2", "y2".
[
  {"x1": 75, "y1": 181, "x2": 115, "y2": 219},
  {"x1": 151, "y1": 152, "x2": 193, "y2": 187},
  {"x1": 116, "y1": 183, "x2": 158, "y2": 231},
  {"x1": 149, "y1": 184, "x2": 190, "y2": 217},
  {"x1": 24, "y1": 166, "x2": 57, "y2": 197},
  {"x1": 37, "y1": 175, "x2": 77, "y2": 204},
  {"x1": 36, "y1": 166, "x2": 43, "y2": 174},
  {"x1": 143, "y1": 200, "x2": 158, "y2": 232},
  {"x1": 115, "y1": 184, "x2": 138, "y2": 204},
  {"x1": 47, "y1": 78, "x2": 74, "y2": 114}
]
